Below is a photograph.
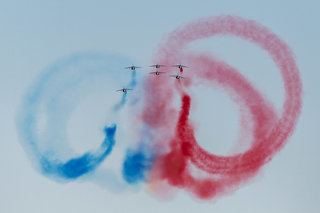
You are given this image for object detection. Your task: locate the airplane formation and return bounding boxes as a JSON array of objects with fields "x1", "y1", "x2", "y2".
[{"x1": 116, "y1": 64, "x2": 188, "y2": 93}]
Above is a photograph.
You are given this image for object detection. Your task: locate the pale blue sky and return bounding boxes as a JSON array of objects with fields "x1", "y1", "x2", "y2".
[{"x1": 0, "y1": 0, "x2": 319, "y2": 212}]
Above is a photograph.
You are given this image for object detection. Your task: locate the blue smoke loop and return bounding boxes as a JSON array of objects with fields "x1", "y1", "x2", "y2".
[{"x1": 17, "y1": 52, "x2": 136, "y2": 181}]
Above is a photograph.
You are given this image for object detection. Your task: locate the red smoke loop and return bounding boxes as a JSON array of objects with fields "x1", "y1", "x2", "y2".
[{"x1": 142, "y1": 16, "x2": 302, "y2": 199}]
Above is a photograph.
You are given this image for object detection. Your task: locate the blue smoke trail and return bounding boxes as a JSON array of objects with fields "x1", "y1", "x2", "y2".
[
  {"x1": 113, "y1": 92, "x2": 128, "y2": 111},
  {"x1": 113, "y1": 70, "x2": 137, "y2": 111},
  {"x1": 122, "y1": 146, "x2": 154, "y2": 184},
  {"x1": 40, "y1": 125, "x2": 116, "y2": 179},
  {"x1": 17, "y1": 52, "x2": 136, "y2": 181},
  {"x1": 122, "y1": 126, "x2": 157, "y2": 185}
]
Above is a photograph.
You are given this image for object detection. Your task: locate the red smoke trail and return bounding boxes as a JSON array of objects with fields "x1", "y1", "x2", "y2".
[{"x1": 143, "y1": 16, "x2": 302, "y2": 199}]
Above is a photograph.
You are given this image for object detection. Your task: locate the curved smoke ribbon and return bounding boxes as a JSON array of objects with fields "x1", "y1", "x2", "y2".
[
  {"x1": 142, "y1": 15, "x2": 302, "y2": 199},
  {"x1": 17, "y1": 52, "x2": 138, "y2": 181}
]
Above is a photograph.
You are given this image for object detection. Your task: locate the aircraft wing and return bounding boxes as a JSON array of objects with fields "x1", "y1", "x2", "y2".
[
  {"x1": 173, "y1": 65, "x2": 189, "y2": 68},
  {"x1": 150, "y1": 71, "x2": 165, "y2": 74},
  {"x1": 150, "y1": 64, "x2": 166, "y2": 67}
]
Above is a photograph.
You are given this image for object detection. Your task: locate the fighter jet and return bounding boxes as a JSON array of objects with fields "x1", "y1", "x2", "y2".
[
  {"x1": 149, "y1": 70, "x2": 166, "y2": 76},
  {"x1": 172, "y1": 64, "x2": 189, "y2": 69},
  {"x1": 125, "y1": 65, "x2": 141, "y2": 71},
  {"x1": 172, "y1": 64, "x2": 189, "y2": 73},
  {"x1": 170, "y1": 74, "x2": 185, "y2": 80},
  {"x1": 116, "y1": 88, "x2": 133, "y2": 93},
  {"x1": 149, "y1": 64, "x2": 166, "y2": 69}
]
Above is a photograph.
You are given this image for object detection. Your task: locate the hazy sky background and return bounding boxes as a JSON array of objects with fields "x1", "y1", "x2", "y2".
[{"x1": 0, "y1": 0, "x2": 319, "y2": 212}]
